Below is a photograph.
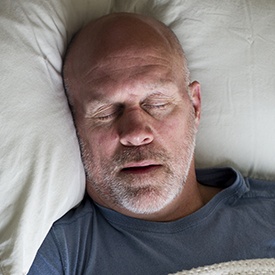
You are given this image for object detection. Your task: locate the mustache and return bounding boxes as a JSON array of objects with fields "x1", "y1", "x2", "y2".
[{"x1": 112, "y1": 145, "x2": 169, "y2": 167}]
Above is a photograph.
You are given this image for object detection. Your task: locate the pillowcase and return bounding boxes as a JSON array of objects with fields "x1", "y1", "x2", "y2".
[
  {"x1": 113, "y1": 0, "x2": 275, "y2": 181},
  {"x1": 1, "y1": 0, "x2": 275, "y2": 274},
  {"x1": 0, "y1": 0, "x2": 112, "y2": 274}
]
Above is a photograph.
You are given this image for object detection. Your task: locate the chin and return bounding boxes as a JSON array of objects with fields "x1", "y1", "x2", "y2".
[{"x1": 118, "y1": 184, "x2": 182, "y2": 215}]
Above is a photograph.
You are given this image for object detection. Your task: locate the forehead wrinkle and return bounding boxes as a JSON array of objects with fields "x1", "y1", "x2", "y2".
[
  {"x1": 80, "y1": 69, "x2": 176, "y2": 98},
  {"x1": 78, "y1": 55, "x2": 176, "y2": 89}
]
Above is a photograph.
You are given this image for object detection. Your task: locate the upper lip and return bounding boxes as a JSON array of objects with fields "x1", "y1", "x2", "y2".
[{"x1": 122, "y1": 160, "x2": 161, "y2": 169}]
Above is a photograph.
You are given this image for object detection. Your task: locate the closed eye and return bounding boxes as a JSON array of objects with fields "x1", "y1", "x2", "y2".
[
  {"x1": 142, "y1": 101, "x2": 172, "y2": 112},
  {"x1": 145, "y1": 103, "x2": 170, "y2": 109},
  {"x1": 142, "y1": 91, "x2": 175, "y2": 111},
  {"x1": 92, "y1": 104, "x2": 123, "y2": 121},
  {"x1": 96, "y1": 112, "x2": 117, "y2": 121}
]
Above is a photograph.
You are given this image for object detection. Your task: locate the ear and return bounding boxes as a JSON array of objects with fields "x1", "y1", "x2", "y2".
[{"x1": 188, "y1": 81, "x2": 201, "y2": 127}]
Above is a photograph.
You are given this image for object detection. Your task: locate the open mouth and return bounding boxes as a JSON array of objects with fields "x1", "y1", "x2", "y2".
[{"x1": 121, "y1": 164, "x2": 162, "y2": 174}]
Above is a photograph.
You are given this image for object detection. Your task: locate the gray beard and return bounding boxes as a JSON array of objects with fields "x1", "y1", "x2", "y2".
[{"x1": 78, "y1": 110, "x2": 196, "y2": 215}]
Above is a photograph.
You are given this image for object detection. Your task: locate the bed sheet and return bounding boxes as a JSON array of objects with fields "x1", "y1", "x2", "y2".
[{"x1": 1, "y1": 0, "x2": 275, "y2": 274}]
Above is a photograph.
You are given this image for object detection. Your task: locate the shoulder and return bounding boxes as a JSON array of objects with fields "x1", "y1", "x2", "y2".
[
  {"x1": 54, "y1": 195, "x2": 95, "y2": 226},
  {"x1": 197, "y1": 167, "x2": 275, "y2": 207},
  {"x1": 29, "y1": 196, "x2": 97, "y2": 274},
  {"x1": 55, "y1": 196, "x2": 95, "y2": 224},
  {"x1": 43, "y1": 197, "x2": 97, "y2": 256},
  {"x1": 244, "y1": 177, "x2": 275, "y2": 199}
]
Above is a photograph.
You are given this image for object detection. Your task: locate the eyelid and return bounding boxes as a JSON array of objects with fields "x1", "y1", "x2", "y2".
[
  {"x1": 143, "y1": 102, "x2": 170, "y2": 109},
  {"x1": 142, "y1": 95, "x2": 173, "y2": 107},
  {"x1": 92, "y1": 104, "x2": 123, "y2": 120}
]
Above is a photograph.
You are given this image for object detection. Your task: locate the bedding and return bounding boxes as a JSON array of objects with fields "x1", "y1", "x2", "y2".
[
  {"x1": 0, "y1": 0, "x2": 275, "y2": 274},
  {"x1": 169, "y1": 258, "x2": 275, "y2": 275}
]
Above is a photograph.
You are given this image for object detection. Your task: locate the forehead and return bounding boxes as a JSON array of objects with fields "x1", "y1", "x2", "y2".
[
  {"x1": 75, "y1": 52, "x2": 183, "y2": 103},
  {"x1": 69, "y1": 17, "x2": 182, "y2": 79},
  {"x1": 81, "y1": 52, "x2": 176, "y2": 84},
  {"x1": 66, "y1": 15, "x2": 185, "y2": 106},
  {"x1": 89, "y1": 79, "x2": 180, "y2": 103}
]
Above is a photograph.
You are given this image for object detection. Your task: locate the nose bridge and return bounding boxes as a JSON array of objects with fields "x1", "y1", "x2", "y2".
[{"x1": 119, "y1": 108, "x2": 154, "y2": 146}]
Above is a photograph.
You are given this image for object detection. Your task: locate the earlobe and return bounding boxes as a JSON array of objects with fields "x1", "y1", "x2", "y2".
[{"x1": 188, "y1": 81, "x2": 201, "y2": 125}]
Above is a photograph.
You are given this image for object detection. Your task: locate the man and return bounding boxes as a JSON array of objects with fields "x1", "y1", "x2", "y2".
[{"x1": 28, "y1": 13, "x2": 275, "y2": 274}]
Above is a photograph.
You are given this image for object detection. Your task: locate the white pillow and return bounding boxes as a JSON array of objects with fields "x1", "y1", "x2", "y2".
[
  {"x1": 112, "y1": 0, "x2": 275, "y2": 181},
  {"x1": 0, "y1": 0, "x2": 112, "y2": 274},
  {"x1": 1, "y1": 0, "x2": 275, "y2": 274}
]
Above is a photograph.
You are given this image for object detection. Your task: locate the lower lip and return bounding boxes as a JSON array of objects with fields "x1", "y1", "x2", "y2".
[{"x1": 121, "y1": 165, "x2": 162, "y2": 175}]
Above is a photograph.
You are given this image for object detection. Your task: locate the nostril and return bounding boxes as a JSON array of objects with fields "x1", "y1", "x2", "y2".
[
  {"x1": 120, "y1": 132, "x2": 154, "y2": 146},
  {"x1": 118, "y1": 110, "x2": 154, "y2": 146},
  {"x1": 119, "y1": 125, "x2": 154, "y2": 146}
]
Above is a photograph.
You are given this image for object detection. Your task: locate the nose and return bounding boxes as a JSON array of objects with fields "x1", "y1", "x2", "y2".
[{"x1": 119, "y1": 108, "x2": 154, "y2": 147}]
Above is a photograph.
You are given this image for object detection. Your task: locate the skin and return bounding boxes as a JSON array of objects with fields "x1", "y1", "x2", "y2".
[{"x1": 63, "y1": 13, "x2": 221, "y2": 222}]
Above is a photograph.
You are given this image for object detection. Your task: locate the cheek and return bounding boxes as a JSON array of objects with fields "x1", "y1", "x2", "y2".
[
  {"x1": 85, "y1": 127, "x2": 119, "y2": 159},
  {"x1": 155, "y1": 109, "x2": 195, "y2": 154},
  {"x1": 157, "y1": 115, "x2": 188, "y2": 140}
]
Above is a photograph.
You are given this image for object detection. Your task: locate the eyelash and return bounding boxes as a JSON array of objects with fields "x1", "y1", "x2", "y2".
[
  {"x1": 144, "y1": 103, "x2": 170, "y2": 109},
  {"x1": 96, "y1": 112, "x2": 119, "y2": 121},
  {"x1": 94, "y1": 102, "x2": 170, "y2": 121}
]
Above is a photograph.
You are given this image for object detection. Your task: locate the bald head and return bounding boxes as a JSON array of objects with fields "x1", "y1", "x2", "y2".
[
  {"x1": 61, "y1": 13, "x2": 202, "y2": 219},
  {"x1": 63, "y1": 13, "x2": 190, "y2": 108}
]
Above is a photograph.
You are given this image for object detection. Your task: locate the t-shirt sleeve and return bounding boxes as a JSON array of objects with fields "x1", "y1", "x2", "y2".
[{"x1": 27, "y1": 230, "x2": 63, "y2": 274}]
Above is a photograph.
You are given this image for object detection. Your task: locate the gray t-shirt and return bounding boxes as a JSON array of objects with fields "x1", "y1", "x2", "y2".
[{"x1": 28, "y1": 167, "x2": 275, "y2": 275}]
